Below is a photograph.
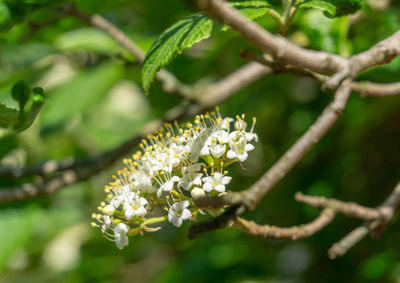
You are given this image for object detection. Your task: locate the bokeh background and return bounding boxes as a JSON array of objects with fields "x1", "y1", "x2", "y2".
[{"x1": 0, "y1": 0, "x2": 400, "y2": 282}]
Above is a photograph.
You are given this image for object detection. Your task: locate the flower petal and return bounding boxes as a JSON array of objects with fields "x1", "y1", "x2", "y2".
[
  {"x1": 181, "y1": 209, "x2": 192, "y2": 220},
  {"x1": 215, "y1": 184, "x2": 225, "y2": 192},
  {"x1": 245, "y1": 143, "x2": 254, "y2": 152},
  {"x1": 227, "y1": 150, "x2": 237, "y2": 160},
  {"x1": 203, "y1": 182, "x2": 213, "y2": 192},
  {"x1": 238, "y1": 152, "x2": 248, "y2": 162},
  {"x1": 222, "y1": 176, "x2": 232, "y2": 185},
  {"x1": 135, "y1": 206, "x2": 147, "y2": 217},
  {"x1": 115, "y1": 234, "x2": 129, "y2": 250}
]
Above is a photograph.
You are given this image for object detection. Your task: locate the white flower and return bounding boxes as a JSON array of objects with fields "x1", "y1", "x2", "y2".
[
  {"x1": 221, "y1": 117, "x2": 234, "y2": 131},
  {"x1": 202, "y1": 172, "x2": 232, "y2": 193},
  {"x1": 168, "y1": 143, "x2": 183, "y2": 167},
  {"x1": 209, "y1": 138, "x2": 226, "y2": 158},
  {"x1": 245, "y1": 132, "x2": 258, "y2": 142},
  {"x1": 94, "y1": 111, "x2": 258, "y2": 249},
  {"x1": 178, "y1": 164, "x2": 203, "y2": 191},
  {"x1": 132, "y1": 173, "x2": 156, "y2": 193},
  {"x1": 100, "y1": 215, "x2": 112, "y2": 233},
  {"x1": 227, "y1": 133, "x2": 255, "y2": 162},
  {"x1": 110, "y1": 196, "x2": 123, "y2": 209},
  {"x1": 109, "y1": 183, "x2": 132, "y2": 209},
  {"x1": 157, "y1": 175, "x2": 180, "y2": 198},
  {"x1": 123, "y1": 194, "x2": 148, "y2": 219},
  {"x1": 199, "y1": 136, "x2": 211, "y2": 156},
  {"x1": 212, "y1": 129, "x2": 229, "y2": 143},
  {"x1": 114, "y1": 223, "x2": 129, "y2": 250},
  {"x1": 168, "y1": 200, "x2": 192, "y2": 227}
]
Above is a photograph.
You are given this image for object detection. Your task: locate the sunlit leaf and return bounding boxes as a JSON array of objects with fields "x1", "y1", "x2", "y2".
[
  {"x1": 296, "y1": 0, "x2": 362, "y2": 18},
  {"x1": 141, "y1": 1, "x2": 272, "y2": 93}
]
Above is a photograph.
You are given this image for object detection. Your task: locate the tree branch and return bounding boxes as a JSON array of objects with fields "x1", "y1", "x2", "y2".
[
  {"x1": 350, "y1": 31, "x2": 400, "y2": 75},
  {"x1": 352, "y1": 81, "x2": 400, "y2": 97},
  {"x1": 295, "y1": 192, "x2": 382, "y2": 221},
  {"x1": 324, "y1": 181, "x2": 400, "y2": 259},
  {"x1": 241, "y1": 49, "x2": 400, "y2": 98},
  {"x1": 198, "y1": 0, "x2": 400, "y2": 93},
  {"x1": 197, "y1": 0, "x2": 347, "y2": 75},
  {"x1": 233, "y1": 209, "x2": 335, "y2": 239}
]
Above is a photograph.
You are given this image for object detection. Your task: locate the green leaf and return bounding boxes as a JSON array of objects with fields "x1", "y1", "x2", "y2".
[
  {"x1": 296, "y1": 0, "x2": 362, "y2": 18},
  {"x1": 0, "y1": 81, "x2": 45, "y2": 137},
  {"x1": 0, "y1": 103, "x2": 19, "y2": 129},
  {"x1": 296, "y1": 1, "x2": 336, "y2": 17},
  {"x1": 142, "y1": 1, "x2": 272, "y2": 93},
  {"x1": 11, "y1": 80, "x2": 31, "y2": 112}
]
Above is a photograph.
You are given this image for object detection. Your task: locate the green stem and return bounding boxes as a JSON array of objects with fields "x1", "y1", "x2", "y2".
[
  {"x1": 280, "y1": 0, "x2": 297, "y2": 36},
  {"x1": 143, "y1": 215, "x2": 168, "y2": 226},
  {"x1": 338, "y1": 16, "x2": 350, "y2": 57},
  {"x1": 128, "y1": 215, "x2": 168, "y2": 236}
]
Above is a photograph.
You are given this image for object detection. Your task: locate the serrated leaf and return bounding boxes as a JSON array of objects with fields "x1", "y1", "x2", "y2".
[
  {"x1": 296, "y1": 0, "x2": 362, "y2": 18},
  {"x1": 142, "y1": 1, "x2": 272, "y2": 93}
]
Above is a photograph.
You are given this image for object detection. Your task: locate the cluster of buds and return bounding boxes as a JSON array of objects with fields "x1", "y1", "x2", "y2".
[{"x1": 91, "y1": 108, "x2": 257, "y2": 249}]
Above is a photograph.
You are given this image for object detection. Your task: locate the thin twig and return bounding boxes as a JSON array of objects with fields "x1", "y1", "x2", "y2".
[
  {"x1": 233, "y1": 209, "x2": 335, "y2": 240},
  {"x1": 295, "y1": 192, "x2": 382, "y2": 221},
  {"x1": 328, "y1": 182, "x2": 400, "y2": 259},
  {"x1": 352, "y1": 81, "x2": 400, "y2": 97},
  {"x1": 240, "y1": 49, "x2": 400, "y2": 98}
]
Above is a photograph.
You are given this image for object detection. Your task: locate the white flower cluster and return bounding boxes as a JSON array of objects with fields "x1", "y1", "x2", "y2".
[{"x1": 92, "y1": 109, "x2": 257, "y2": 249}]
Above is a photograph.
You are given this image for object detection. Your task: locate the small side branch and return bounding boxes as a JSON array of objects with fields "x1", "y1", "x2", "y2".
[
  {"x1": 295, "y1": 192, "x2": 381, "y2": 221},
  {"x1": 352, "y1": 81, "x2": 400, "y2": 98},
  {"x1": 350, "y1": 30, "x2": 400, "y2": 75},
  {"x1": 305, "y1": 181, "x2": 400, "y2": 259},
  {"x1": 233, "y1": 209, "x2": 335, "y2": 240}
]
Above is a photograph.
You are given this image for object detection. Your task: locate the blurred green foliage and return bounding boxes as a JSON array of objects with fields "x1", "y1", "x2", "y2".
[{"x1": 0, "y1": 0, "x2": 399, "y2": 282}]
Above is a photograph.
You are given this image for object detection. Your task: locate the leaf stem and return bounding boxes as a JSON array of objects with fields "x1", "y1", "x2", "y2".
[
  {"x1": 143, "y1": 215, "x2": 168, "y2": 226},
  {"x1": 280, "y1": 0, "x2": 297, "y2": 36},
  {"x1": 267, "y1": 9, "x2": 284, "y2": 27}
]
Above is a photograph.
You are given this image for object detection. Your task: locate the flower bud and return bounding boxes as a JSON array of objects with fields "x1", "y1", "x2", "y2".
[
  {"x1": 191, "y1": 187, "x2": 205, "y2": 199},
  {"x1": 103, "y1": 204, "x2": 115, "y2": 216}
]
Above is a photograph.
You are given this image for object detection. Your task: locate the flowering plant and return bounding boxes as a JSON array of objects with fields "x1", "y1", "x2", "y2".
[{"x1": 91, "y1": 108, "x2": 257, "y2": 249}]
